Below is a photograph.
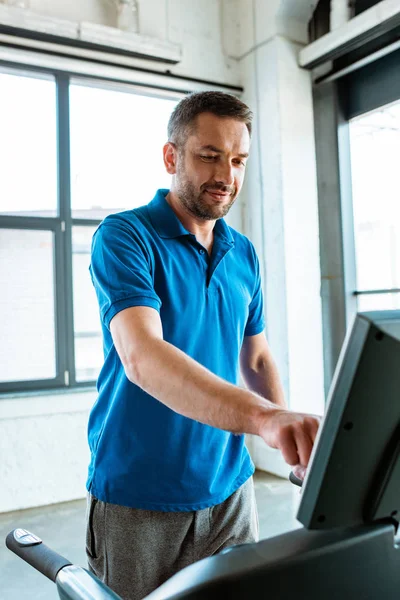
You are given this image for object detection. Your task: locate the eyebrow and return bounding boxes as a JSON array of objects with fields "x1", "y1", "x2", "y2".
[{"x1": 199, "y1": 144, "x2": 249, "y2": 159}]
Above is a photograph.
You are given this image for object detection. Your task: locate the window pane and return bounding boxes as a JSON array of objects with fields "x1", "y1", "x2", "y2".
[
  {"x1": 0, "y1": 70, "x2": 58, "y2": 218},
  {"x1": 0, "y1": 229, "x2": 56, "y2": 382},
  {"x1": 72, "y1": 226, "x2": 103, "y2": 382},
  {"x1": 357, "y1": 293, "x2": 400, "y2": 313},
  {"x1": 70, "y1": 83, "x2": 178, "y2": 220},
  {"x1": 349, "y1": 100, "x2": 400, "y2": 293}
]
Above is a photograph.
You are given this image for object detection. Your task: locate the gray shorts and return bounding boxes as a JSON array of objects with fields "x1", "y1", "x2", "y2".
[{"x1": 86, "y1": 477, "x2": 259, "y2": 600}]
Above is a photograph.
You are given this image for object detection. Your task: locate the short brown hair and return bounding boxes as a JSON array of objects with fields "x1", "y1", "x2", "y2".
[{"x1": 168, "y1": 91, "x2": 253, "y2": 146}]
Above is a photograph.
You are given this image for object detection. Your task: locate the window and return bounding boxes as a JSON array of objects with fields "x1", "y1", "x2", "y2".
[
  {"x1": 309, "y1": 15, "x2": 400, "y2": 393},
  {"x1": 70, "y1": 81, "x2": 175, "y2": 220},
  {"x1": 349, "y1": 99, "x2": 400, "y2": 312},
  {"x1": 72, "y1": 225, "x2": 103, "y2": 383},
  {"x1": 0, "y1": 66, "x2": 179, "y2": 393},
  {"x1": 0, "y1": 70, "x2": 58, "y2": 218},
  {"x1": 0, "y1": 229, "x2": 56, "y2": 382}
]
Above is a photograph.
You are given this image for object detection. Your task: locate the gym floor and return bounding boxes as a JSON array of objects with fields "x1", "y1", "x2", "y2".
[{"x1": 0, "y1": 471, "x2": 301, "y2": 599}]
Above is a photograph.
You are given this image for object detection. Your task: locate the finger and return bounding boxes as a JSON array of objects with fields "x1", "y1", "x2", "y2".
[
  {"x1": 305, "y1": 416, "x2": 321, "y2": 443},
  {"x1": 292, "y1": 464, "x2": 307, "y2": 481},
  {"x1": 294, "y1": 424, "x2": 313, "y2": 467},
  {"x1": 279, "y1": 428, "x2": 299, "y2": 466}
]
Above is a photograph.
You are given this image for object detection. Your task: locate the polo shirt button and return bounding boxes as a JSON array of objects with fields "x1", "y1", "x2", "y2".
[{"x1": 199, "y1": 248, "x2": 205, "y2": 254}]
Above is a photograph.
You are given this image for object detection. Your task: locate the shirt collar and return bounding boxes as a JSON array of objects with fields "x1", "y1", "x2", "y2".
[
  {"x1": 147, "y1": 189, "x2": 234, "y2": 245},
  {"x1": 214, "y1": 214, "x2": 235, "y2": 245}
]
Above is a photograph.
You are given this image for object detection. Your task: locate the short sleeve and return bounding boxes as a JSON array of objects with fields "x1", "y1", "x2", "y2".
[
  {"x1": 90, "y1": 216, "x2": 161, "y2": 329},
  {"x1": 244, "y1": 247, "x2": 265, "y2": 337}
]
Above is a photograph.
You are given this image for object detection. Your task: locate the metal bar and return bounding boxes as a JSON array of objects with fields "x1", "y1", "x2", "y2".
[
  {"x1": 313, "y1": 82, "x2": 345, "y2": 397},
  {"x1": 0, "y1": 378, "x2": 96, "y2": 396},
  {"x1": 0, "y1": 377, "x2": 65, "y2": 395},
  {"x1": 71, "y1": 380, "x2": 97, "y2": 389},
  {"x1": 56, "y1": 73, "x2": 75, "y2": 387},
  {"x1": 299, "y1": 0, "x2": 400, "y2": 69},
  {"x1": 314, "y1": 38, "x2": 400, "y2": 86},
  {"x1": 74, "y1": 331, "x2": 102, "y2": 339},
  {"x1": 70, "y1": 75, "x2": 184, "y2": 102},
  {"x1": 354, "y1": 288, "x2": 400, "y2": 295},
  {"x1": 53, "y1": 220, "x2": 67, "y2": 388},
  {"x1": 0, "y1": 215, "x2": 60, "y2": 229},
  {"x1": 0, "y1": 29, "x2": 180, "y2": 64},
  {"x1": 72, "y1": 218, "x2": 102, "y2": 227},
  {"x1": 0, "y1": 45, "x2": 243, "y2": 94},
  {"x1": 337, "y1": 105, "x2": 358, "y2": 330}
]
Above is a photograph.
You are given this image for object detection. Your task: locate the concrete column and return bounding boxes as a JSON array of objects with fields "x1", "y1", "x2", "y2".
[
  {"x1": 235, "y1": 1, "x2": 325, "y2": 472},
  {"x1": 240, "y1": 4, "x2": 325, "y2": 415}
]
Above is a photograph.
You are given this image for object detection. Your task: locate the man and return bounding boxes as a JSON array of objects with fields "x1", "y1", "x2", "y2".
[{"x1": 86, "y1": 91, "x2": 320, "y2": 600}]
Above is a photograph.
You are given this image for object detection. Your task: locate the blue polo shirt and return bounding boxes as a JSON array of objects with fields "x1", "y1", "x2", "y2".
[{"x1": 87, "y1": 189, "x2": 265, "y2": 511}]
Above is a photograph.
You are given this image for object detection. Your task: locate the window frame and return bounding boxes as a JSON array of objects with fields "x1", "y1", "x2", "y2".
[
  {"x1": 340, "y1": 48, "x2": 400, "y2": 310},
  {"x1": 0, "y1": 61, "x2": 189, "y2": 395},
  {"x1": 0, "y1": 217, "x2": 66, "y2": 392},
  {"x1": 0, "y1": 69, "x2": 74, "y2": 394},
  {"x1": 347, "y1": 95, "x2": 400, "y2": 310},
  {"x1": 312, "y1": 43, "x2": 400, "y2": 396}
]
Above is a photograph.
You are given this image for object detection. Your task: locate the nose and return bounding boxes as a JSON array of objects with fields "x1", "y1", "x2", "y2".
[{"x1": 213, "y1": 160, "x2": 235, "y2": 188}]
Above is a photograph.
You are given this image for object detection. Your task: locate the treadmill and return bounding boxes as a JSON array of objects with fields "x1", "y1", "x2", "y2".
[{"x1": 6, "y1": 311, "x2": 400, "y2": 599}]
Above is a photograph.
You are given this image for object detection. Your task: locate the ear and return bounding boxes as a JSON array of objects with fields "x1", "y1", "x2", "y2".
[{"x1": 163, "y1": 142, "x2": 178, "y2": 175}]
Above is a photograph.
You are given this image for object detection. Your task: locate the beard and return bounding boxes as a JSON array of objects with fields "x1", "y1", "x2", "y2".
[{"x1": 175, "y1": 173, "x2": 237, "y2": 221}]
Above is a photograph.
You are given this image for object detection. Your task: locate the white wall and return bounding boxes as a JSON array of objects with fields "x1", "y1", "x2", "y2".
[
  {"x1": 1, "y1": 0, "x2": 326, "y2": 511},
  {"x1": 0, "y1": 391, "x2": 95, "y2": 512},
  {"x1": 28, "y1": 0, "x2": 241, "y2": 86}
]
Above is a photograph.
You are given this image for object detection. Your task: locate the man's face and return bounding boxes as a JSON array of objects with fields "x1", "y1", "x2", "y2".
[{"x1": 171, "y1": 112, "x2": 250, "y2": 220}]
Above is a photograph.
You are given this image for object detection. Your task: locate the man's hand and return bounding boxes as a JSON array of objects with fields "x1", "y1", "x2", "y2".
[{"x1": 259, "y1": 410, "x2": 321, "y2": 468}]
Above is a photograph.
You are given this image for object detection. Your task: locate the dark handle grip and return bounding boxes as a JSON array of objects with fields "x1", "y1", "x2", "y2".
[
  {"x1": 289, "y1": 471, "x2": 303, "y2": 487},
  {"x1": 6, "y1": 529, "x2": 72, "y2": 582}
]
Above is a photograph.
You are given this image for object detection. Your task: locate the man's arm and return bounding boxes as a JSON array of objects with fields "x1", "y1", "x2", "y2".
[
  {"x1": 240, "y1": 332, "x2": 287, "y2": 408},
  {"x1": 111, "y1": 305, "x2": 320, "y2": 467}
]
